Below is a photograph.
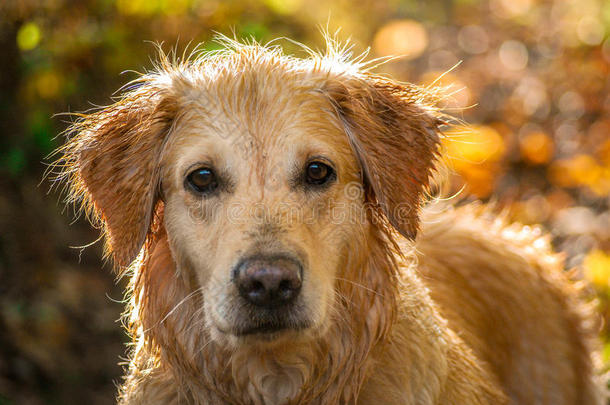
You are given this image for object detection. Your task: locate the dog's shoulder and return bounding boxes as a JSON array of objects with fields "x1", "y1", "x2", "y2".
[{"x1": 412, "y1": 202, "x2": 602, "y2": 405}]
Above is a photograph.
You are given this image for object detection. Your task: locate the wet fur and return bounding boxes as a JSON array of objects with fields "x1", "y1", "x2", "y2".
[{"x1": 54, "y1": 38, "x2": 602, "y2": 404}]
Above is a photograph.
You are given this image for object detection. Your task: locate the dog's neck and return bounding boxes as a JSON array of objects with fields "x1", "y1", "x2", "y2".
[{"x1": 124, "y1": 226, "x2": 401, "y2": 404}]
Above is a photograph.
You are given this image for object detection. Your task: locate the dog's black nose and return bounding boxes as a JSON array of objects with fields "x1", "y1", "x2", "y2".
[{"x1": 235, "y1": 256, "x2": 302, "y2": 308}]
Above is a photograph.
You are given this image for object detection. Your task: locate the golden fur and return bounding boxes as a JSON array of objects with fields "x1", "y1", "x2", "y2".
[{"x1": 54, "y1": 37, "x2": 602, "y2": 404}]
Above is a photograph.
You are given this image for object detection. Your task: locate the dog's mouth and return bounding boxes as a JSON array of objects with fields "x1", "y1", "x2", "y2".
[
  {"x1": 212, "y1": 302, "x2": 313, "y2": 341},
  {"x1": 230, "y1": 305, "x2": 312, "y2": 337},
  {"x1": 234, "y1": 318, "x2": 311, "y2": 336}
]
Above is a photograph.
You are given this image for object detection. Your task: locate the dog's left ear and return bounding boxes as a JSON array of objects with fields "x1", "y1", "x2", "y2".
[
  {"x1": 59, "y1": 83, "x2": 177, "y2": 268},
  {"x1": 326, "y1": 75, "x2": 441, "y2": 239}
]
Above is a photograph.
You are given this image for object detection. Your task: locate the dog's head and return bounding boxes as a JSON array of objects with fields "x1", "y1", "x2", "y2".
[{"x1": 59, "y1": 40, "x2": 441, "y2": 347}]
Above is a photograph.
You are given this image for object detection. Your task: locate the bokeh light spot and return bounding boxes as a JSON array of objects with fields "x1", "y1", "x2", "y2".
[
  {"x1": 117, "y1": 0, "x2": 163, "y2": 15},
  {"x1": 443, "y1": 125, "x2": 506, "y2": 197},
  {"x1": 373, "y1": 20, "x2": 428, "y2": 60},
  {"x1": 458, "y1": 25, "x2": 489, "y2": 55},
  {"x1": 264, "y1": 0, "x2": 302, "y2": 15},
  {"x1": 549, "y1": 154, "x2": 604, "y2": 192},
  {"x1": 491, "y1": 0, "x2": 532, "y2": 18},
  {"x1": 577, "y1": 17, "x2": 605, "y2": 46},
  {"x1": 36, "y1": 71, "x2": 61, "y2": 99},
  {"x1": 444, "y1": 125, "x2": 506, "y2": 163},
  {"x1": 520, "y1": 131, "x2": 554, "y2": 165},
  {"x1": 558, "y1": 91, "x2": 585, "y2": 119},
  {"x1": 499, "y1": 40, "x2": 528, "y2": 70},
  {"x1": 17, "y1": 22, "x2": 41, "y2": 51},
  {"x1": 584, "y1": 250, "x2": 610, "y2": 289},
  {"x1": 517, "y1": 77, "x2": 549, "y2": 117}
]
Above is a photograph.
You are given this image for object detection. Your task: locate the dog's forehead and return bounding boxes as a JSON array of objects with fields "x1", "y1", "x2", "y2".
[{"x1": 172, "y1": 69, "x2": 347, "y2": 154}]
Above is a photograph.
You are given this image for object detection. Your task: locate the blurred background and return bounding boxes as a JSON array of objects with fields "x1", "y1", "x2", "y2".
[{"x1": 1, "y1": 0, "x2": 609, "y2": 403}]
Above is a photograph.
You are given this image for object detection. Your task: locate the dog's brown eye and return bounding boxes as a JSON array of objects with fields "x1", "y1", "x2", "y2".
[
  {"x1": 186, "y1": 168, "x2": 218, "y2": 194},
  {"x1": 305, "y1": 161, "x2": 334, "y2": 185}
]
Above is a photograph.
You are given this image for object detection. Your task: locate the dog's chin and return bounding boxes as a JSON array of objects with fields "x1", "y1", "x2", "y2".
[
  {"x1": 207, "y1": 295, "x2": 331, "y2": 348},
  {"x1": 211, "y1": 314, "x2": 316, "y2": 347}
]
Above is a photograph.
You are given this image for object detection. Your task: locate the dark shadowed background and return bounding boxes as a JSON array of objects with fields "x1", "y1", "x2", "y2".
[{"x1": 1, "y1": 0, "x2": 609, "y2": 403}]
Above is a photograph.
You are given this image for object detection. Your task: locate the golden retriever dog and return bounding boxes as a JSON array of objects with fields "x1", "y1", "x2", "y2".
[{"x1": 55, "y1": 37, "x2": 602, "y2": 404}]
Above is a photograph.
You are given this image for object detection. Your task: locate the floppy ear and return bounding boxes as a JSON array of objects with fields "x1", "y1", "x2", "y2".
[
  {"x1": 327, "y1": 75, "x2": 441, "y2": 239},
  {"x1": 60, "y1": 81, "x2": 176, "y2": 268}
]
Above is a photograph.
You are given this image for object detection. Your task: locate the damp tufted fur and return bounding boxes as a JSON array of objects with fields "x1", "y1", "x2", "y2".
[{"x1": 53, "y1": 36, "x2": 602, "y2": 404}]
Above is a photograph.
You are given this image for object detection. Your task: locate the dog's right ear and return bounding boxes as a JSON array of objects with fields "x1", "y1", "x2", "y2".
[
  {"x1": 58, "y1": 80, "x2": 177, "y2": 269},
  {"x1": 324, "y1": 74, "x2": 442, "y2": 240}
]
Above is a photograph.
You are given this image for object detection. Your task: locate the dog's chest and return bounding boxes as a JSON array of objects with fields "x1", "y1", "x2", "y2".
[{"x1": 232, "y1": 355, "x2": 307, "y2": 405}]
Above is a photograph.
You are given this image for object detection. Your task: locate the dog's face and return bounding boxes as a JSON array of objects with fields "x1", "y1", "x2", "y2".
[
  {"x1": 61, "y1": 43, "x2": 441, "y2": 348},
  {"x1": 160, "y1": 79, "x2": 363, "y2": 343}
]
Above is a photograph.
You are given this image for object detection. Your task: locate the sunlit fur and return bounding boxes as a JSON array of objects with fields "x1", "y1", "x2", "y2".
[{"x1": 54, "y1": 37, "x2": 602, "y2": 404}]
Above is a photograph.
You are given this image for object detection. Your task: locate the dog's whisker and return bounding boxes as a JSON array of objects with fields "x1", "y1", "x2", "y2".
[
  {"x1": 333, "y1": 277, "x2": 386, "y2": 298},
  {"x1": 184, "y1": 301, "x2": 205, "y2": 330},
  {"x1": 194, "y1": 336, "x2": 215, "y2": 358},
  {"x1": 146, "y1": 286, "x2": 205, "y2": 332}
]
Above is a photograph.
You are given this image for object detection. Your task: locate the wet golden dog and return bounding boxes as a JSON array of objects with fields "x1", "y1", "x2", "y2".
[{"x1": 56, "y1": 38, "x2": 602, "y2": 404}]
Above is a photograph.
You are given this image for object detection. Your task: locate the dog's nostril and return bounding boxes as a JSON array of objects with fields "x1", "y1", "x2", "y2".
[
  {"x1": 252, "y1": 280, "x2": 265, "y2": 292},
  {"x1": 278, "y1": 279, "x2": 297, "y2": 301},
  {"x1": 235, "y1": 256, "x2": 303, "y2": 308}
]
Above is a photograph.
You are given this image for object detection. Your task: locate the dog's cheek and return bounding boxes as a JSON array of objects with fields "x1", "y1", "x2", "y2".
[
  {"x1": 164, "y1": 198, "x2": 215, "y2": 282},
  {"x1": 302, "y1": 267, "x2": 333, "y2": 330},
  {"x1": 300, "y1": 201, "x2": 356, "y2": 328},
  {"x1": 165, "y1": 200, "x2": 240, "y2": 333}
]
